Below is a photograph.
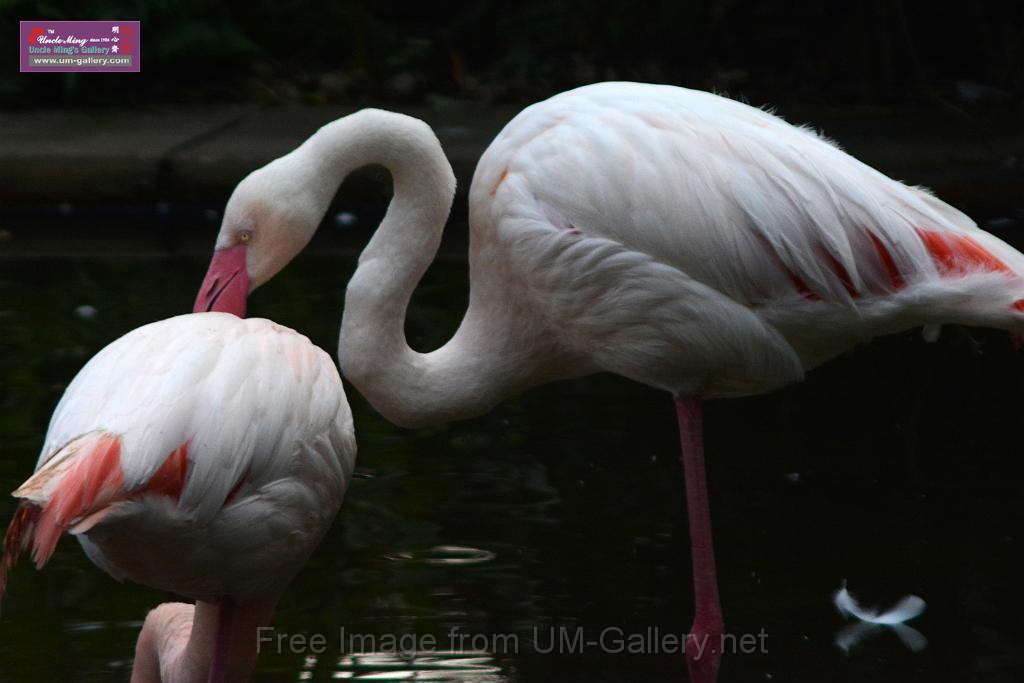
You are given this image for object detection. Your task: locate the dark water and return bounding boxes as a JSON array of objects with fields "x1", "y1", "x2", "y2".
[{"x1": 0, "y1": 219, "x2": 1022, "y2": 682}]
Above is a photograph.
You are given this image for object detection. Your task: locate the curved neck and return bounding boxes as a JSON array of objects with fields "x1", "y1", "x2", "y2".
[{"x1": 299, "y1": 110, "x2": 527, "y2": 427}]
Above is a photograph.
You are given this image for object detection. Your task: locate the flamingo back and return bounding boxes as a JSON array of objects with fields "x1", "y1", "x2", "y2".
[
  {"x1": 2, "y1": 313, "x2": 355, "y2": 603},
  {"x1": 470, "y1": 82, "x2": 1024, "y2": 388}
]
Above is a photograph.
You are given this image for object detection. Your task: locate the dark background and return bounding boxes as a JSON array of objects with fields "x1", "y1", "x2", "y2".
[
  {"x1": 2, "y1": 0, "x2": 1022, "y2": 111},
  {"x1": 1, "y1": 2, "x2": 1023, "y2": 682}
]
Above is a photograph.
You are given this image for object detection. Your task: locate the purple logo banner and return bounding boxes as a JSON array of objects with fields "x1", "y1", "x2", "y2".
[{"x1": 20, "y1": 20, "x2": 140, "y2": 73}]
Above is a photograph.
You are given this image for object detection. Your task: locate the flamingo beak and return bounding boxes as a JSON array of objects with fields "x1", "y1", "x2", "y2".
[{"x1": 193, "y1": 244, "x2": 250, "y2": 317}]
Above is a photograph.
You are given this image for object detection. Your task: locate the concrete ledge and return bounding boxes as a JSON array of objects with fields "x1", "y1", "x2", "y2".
[
  {"x1": 0, "y1": 101, "x2": 1020, "y2": 210},
  {"x1": 0, "y1": 106, "x2": 251, "y2": 201},
  {"x1": 164, "y1": 103, "x2": 520, "y2": 200}
]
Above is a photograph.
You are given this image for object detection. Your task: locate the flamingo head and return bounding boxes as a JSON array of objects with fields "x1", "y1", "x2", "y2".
[{"x1": 194, "y1": 158, "x2": 325, "y2": 316}]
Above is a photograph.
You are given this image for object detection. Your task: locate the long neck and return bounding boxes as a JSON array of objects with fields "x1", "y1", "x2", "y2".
[
  {"x1": 301, "y1": 110, "x2": 530, "y2": 428},
  {"x1": 131, "y1": 599, "x2": 276, "y2": 682}
]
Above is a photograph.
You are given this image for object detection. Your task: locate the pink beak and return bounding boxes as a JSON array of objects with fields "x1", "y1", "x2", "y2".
[{"x1": 193, "y1": 244, "x2": 250, "y2": 317}]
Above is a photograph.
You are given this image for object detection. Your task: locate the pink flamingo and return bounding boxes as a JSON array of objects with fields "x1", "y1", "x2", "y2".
[
  {"x1": 193, "y1": 82, "x2": 1024, "y2": 681},
  {"x1": 1, "y1": 313, "x2": 355, "y2": 682}
]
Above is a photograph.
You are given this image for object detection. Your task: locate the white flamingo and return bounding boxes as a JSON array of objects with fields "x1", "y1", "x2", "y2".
[
  {"x1": 1, "y1": 313, "x2": 355, "y2": 682},
  {"x1": 193, "y1": 82, "x2": 1024, "y2": 681}
]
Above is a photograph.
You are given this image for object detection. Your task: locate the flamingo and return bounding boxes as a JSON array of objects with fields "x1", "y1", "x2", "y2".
[
  {"x1": 0, "y1": 313, "x2": 355, "y2": 682},
  {"x1": 193, "y1": 82, "x2": 1024, "y2": 682}
]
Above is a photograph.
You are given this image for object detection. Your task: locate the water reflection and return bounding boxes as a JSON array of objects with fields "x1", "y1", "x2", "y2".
[
  {"x1": 835, "y1": 622, "x2": 928, "y2": 654},
  {"x1": 64, "y1": 619, "x2": 143, "y2": 633},
  {"x1": 299, "y1": 651, "x2": 506, "y2": 681},
  {"x1": 384, "y1": 546, "x2": 497, "y2": 566},
  {"x1": 1, "y1": 228, "x2": 1022, "y2": 681}
]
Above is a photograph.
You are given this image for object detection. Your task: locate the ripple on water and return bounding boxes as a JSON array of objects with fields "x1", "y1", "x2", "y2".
[
  {"x1": 64, "y1": 620, "x2": 144, "y2": 633},
  {"x1": 299, "y1": 651, "x2": 507, "y2": 681},
  {"x1": 383, "y1": 545, "x2": 497, "y2": 566}
]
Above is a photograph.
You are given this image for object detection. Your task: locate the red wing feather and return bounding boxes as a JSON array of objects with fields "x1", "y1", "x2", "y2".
[
  {"x1": 0, "y1": 503, "x2": 39, "y2": 603},
  {"x1": 33, "y1": 433, "x2": 123, "y2": 568},
  {"x1": 2, "y1": 433, "x2": 192, "y2": 597}
]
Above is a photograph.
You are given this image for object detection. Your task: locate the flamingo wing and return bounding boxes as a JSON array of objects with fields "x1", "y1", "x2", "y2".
[
  {"x1": 487, "y1": 213, "x2": 805, "y2": 397},
  {"x1": 478, "y1": 82, "x2": 1024, "y2": 309}
]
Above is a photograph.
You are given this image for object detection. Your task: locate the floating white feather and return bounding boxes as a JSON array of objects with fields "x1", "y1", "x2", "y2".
[{"x1": 833, "y1": 580, "x2": 927, "y2": 653}]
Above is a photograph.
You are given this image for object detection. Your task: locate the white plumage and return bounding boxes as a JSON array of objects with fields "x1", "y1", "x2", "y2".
[
  {"x1": 193, "y1": 82, "x2": 1024, "y2": 420},
  {"x1": 471, "y1": 83, "x2": 1024, "y2": 393},
  {"x1": 3, "y1": 312, "x2": 355, "y2": 605},
  {"x1": 193, "y1": 82, "x2": 1024, "y2": 682}
]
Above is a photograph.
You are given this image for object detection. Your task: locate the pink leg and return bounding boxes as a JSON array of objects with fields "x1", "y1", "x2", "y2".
[
  {"x1": 676, "y1": 397, "x2": 724, "y2": 682},
  {"x1": 208, "y1": 599, "x2": 234, "y2": 683}
]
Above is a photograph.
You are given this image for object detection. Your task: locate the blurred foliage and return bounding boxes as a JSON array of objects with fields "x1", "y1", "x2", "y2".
[{"x1": 0, "y1": 0, "x2": 1021, "y2": 108}]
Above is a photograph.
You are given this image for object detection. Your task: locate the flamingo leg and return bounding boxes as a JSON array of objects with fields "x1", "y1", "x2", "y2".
[
  {"x1": 676, "y1": 397, "x2": 724, "y2": 682},
  {"x1": 208, "y1": 599, "x2": 235, "y2": 683}
]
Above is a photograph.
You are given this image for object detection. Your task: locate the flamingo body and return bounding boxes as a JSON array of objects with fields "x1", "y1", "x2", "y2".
[
  {"x1": 468, "y1": 82, "x2": 1024, "y2": 396},
  {"x1": 194, "y1": 82, "x2": 1024, "y2": 416},
  {"x1": 193, "y1": 82, "x2": 1024, "y2": 682},
  {"x1": 2, "y1": 312, "x2": 354, "y2": 608}
]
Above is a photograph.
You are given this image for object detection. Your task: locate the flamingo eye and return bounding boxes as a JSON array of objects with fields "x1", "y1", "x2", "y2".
[{"x1": 237, "y1": 230, "x2": 253, "y2": 243}]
